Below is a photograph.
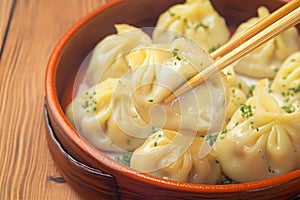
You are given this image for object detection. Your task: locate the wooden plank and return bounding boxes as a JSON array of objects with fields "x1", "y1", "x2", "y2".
[
  {"x1": 0, "y1": 0, "x2": 106, "y2": 199},
  {"x1": 0, "y1": 0, "x2": 14, "y2": 54}
]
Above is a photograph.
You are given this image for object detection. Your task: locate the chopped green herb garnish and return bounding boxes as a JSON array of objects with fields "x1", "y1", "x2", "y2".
[
  {"x1": 249, "y1": 85, "x2": 256, "y2": 96},
  {"x1": 221, "y1": 129, "x2": 228, "y2": 134},
  {"x1": 208, "y1": 46, "x2": 217, "y2": 53},
  {"x1": 268, "y1": 88, "x2": 273, "y2": 93},
  {"x1": 172, "y1": 48, "x2": 179, "y2": 57},
  {"x1": 281, "y1": 106, "x2": 294, "y2": 113},
  {"x1": 240, "y1": 104, "x2": 254, "y2": 118},
  {"x1": 115, "y1": 152, "x2": 133, "y2": 166},
  {"x1": 284, "y1": 98, "x2": 290, "y2": 103},
  {"x1": 204, "y1": 133, "x2": 218, "y2": 145},
  {"x1": 195, "y1": 22, "x2": 209, "y2": 30},
  {"x1": 288, "y1": 85, "x2": 300, "y2": 94},
  {"x1": 82, "y1": 101, "x2": 89, "y2": 109},
  {"x1": 238, "y1": 82, "x2": 242, "y2": 89},
  {"x1": 147, "y1": 98, "x2": 154, "y2": 102},
  {"x1": 168, "y1": 10, "x2": 176, "y2": 17}
]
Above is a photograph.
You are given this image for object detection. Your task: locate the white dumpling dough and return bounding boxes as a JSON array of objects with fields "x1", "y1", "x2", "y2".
[
  {"x1": 153, "y1": 0, "x2": 230, "y2": 52},
  {"x1": 271, "y1": 52, "x2": 300, "y2": 112},
  {"x1": 85, "y1": 24, "x2": 152, "y2": 86},
  {"x1": 231, "y1": 7, "x2": 300, "y2": 79},
  {"x1": 129, "y1": 38, "x2": 229, "y2": 134},
  {"x1": 215, "y1": 79, "x2": 300, "y2": 182},
  {"x1": 65, "y1": 78, "x2": 153, "y2": 152},
  {"x1": 130, "y1": 129, "x2": 221, "y2": 184},
  {"x1": 222, "y1": 66, "x2": 250, "y2": 122}
]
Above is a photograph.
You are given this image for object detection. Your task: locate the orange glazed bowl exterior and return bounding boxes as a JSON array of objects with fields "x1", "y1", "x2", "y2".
[{"x1": 45, "y1": 0, "x2": 300, "y2": 199}]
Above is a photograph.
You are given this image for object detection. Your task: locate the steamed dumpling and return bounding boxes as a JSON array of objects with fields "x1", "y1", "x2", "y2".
[
  {"x1": 153, "y1": 0, "x2": 230, "y2": 52},
  {"x1": 130, "y1": 129, "x2": 221, "y2": 184},
  {"x1": 129, "y1": 38, "x2": 228, "y2": 134},
  {"x1": 222, "y1": 66, "x2": 250, "y2": 122},
  {"x1": 215, "y1": 79, "x2": 300, "y2": 182},
  {"x1": 271, "y1": 52, "x2": 300, "y2": 112},
  {"x1": 66, "y1": 78, "x2": 153, "y2": 152},
  {"x1": 85, "y1": 24, "x2": 152, "y2": 86},
  {"x1": 231, "y1": 7, "x2": 300, "y2": 79}
]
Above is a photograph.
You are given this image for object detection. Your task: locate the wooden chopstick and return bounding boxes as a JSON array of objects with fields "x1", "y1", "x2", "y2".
[
  {"x1": 164, "y1": 1, "x2": 300, "y2": 104},
  {"x1": 211, "y1": 0, "x2": 300, "y2": 60}
]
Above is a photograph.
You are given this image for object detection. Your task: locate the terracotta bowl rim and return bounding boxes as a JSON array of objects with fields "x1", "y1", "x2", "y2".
[{"x1": 45, "y1": 0, "x2": 300, "y2": 193}]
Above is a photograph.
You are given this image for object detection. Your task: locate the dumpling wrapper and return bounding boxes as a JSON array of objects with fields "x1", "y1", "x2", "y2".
[
  {"x1": 231, "y1": 7, "x2": 300, "y2": 79},
  {"x1": 85, "y1": 24, "x2": 152, "y2": 87},
  {"x1": 222, "y1": 66, "x2": 250, "y2": 122},
  {"x1": 215, "y1": 79, "x2": 300, "y2": 182},
  {"x1": 128, "y1": 38, "x2": 229, "y2": 135},
  {"x1": 271, "y1": 51, "x2": 300, "y2": 112},
  {"x1": 66, "y1": 78, "x2": 154, "y2": 152},
  {"x1": 130, "y1": 129, "x2": 221, "y2": 184},
  {"x1": 153, "y1": 0, "x2": 230, "y2": 52}
]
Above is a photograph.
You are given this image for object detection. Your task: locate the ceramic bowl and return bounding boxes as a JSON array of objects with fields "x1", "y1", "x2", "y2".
[{"x1": 45, "y1": 0, "x2": 300, "y2": 199}]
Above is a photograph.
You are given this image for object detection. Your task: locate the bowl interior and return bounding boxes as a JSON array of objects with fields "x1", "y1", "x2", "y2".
[{"x1": 46, "y1": 0, "x2": 300, "y2": 196}]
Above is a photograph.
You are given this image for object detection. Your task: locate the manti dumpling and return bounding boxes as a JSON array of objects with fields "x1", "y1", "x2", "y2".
[
  {"x1": 152, "y1": 0, "x2": 230, "y2": 52},
  {"x1": 130, "y1": 129, "x2": 221, "y2": 184},
  {"x1": 129, "y1": 38, "x2": 229, "y2": 134},
  {"x1": 271, "y1": 52, "x2": 300, "y2": 112},
  {"x1": 222, "y1": 66, "x2": 250, "y2": 122},
  {"x1": 231, "y1": 7, "x2": 300, "y2": 79},
  {"x1": 65, "y1": 78, "x2": 154, "y2": 152},
  {"x1": 85, "y1": 24, "x2": 152, "y2": 87},
  {"x1": 215, "y1": 79, "x2": 300, "y2": 182}
]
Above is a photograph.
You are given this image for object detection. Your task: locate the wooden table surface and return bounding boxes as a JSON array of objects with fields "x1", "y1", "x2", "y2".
[{"x1": 0, "y1": 0, "x2": 108, "y2": 199}]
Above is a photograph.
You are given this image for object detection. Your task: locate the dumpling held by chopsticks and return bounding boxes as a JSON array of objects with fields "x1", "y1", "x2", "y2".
[{"x1": 129, "y1": 38, "x2": 229, "y2": 135}]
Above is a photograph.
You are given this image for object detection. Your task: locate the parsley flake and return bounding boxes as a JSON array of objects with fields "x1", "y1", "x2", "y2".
[
  {"x1": 240, "y1": 104, "x2": 254, "y2": 119},
  {"x1": 195, "y1": 22, "x2": 209, "y2": 30},
  {"x1": 147, "y1": 98, "x2": 154, "y2": 103}
]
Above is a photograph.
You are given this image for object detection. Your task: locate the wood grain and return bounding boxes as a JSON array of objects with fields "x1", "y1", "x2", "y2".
[
  {"x1": 0, "y1": 0, "x2": 106, "y2": 199},
  {"x1": 0, "y1": 0, "x2": 14, "y2": 53}
]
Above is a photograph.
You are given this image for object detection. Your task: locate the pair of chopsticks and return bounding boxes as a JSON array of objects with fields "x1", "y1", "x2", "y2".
[{"x1": 164, "y1": 0, "x2": 300, "y2": 103}]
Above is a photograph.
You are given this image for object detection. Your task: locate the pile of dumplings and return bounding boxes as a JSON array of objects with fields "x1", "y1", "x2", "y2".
[{"x1": 66, "y1": 0, "x2": 300, "y2": 184}]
